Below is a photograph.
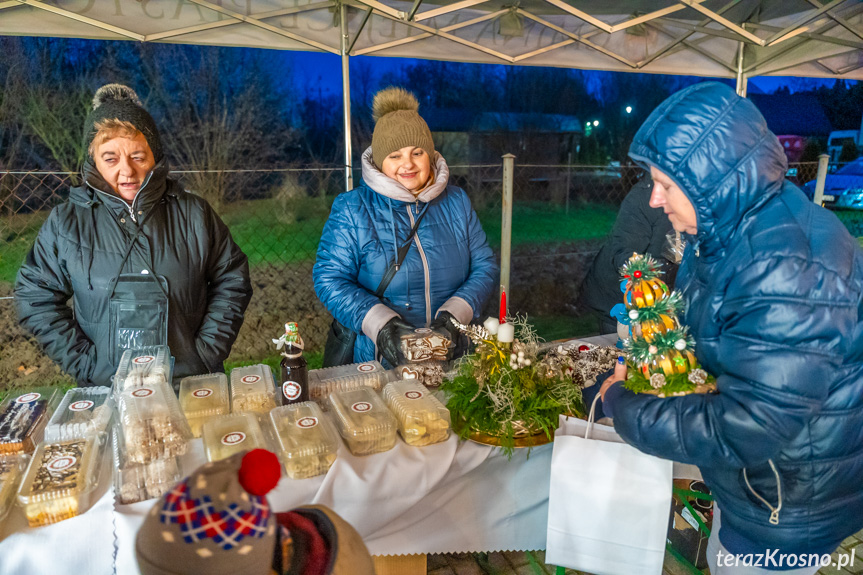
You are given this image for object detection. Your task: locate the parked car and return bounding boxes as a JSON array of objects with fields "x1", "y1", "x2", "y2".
[{"x1": 803, "y1": 157, "x2": 863, "y2": 209}]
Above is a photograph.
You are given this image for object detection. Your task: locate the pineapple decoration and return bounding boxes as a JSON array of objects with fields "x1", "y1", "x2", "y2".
[{"x1": 620, "y1": 253, "x2": 716, "y2": 397}]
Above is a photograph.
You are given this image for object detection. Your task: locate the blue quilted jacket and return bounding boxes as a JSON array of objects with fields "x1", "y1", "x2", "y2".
[
  {"x1": 604, "y1": 82, "x2": 863, "y2": 557},
  {"x1": 314, "y1": 149, "x2": 498, "y2": 363}
]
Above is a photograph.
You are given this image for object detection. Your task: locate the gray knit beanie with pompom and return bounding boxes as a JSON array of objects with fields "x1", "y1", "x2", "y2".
[
  {"x1": 84, "y1": 83, "x2": 163, "y2": 161},
  {"x1": 371, "y1": 87, "x2": 435, "y2": 169}
]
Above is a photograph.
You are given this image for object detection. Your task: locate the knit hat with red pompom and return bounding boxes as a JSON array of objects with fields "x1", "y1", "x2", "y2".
[{"x1": 136, "y1": 449, "x2": 282, "y2": 575}]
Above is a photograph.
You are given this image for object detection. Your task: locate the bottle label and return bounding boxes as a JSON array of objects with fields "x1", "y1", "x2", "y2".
[
  {"x1": 131, "y1": 388, "x2": 154, "y2": 399},
  {"x1": 357, "y1": 363, "x2": 376, "y2": 373},
  {"x1": 404, "y1": 390, "x2": 424, "y2": 400},
  {"x1": 133, "y1": 355, "x2": 155, "y2": 365},
  {"x1": 47, "y1": 456, "x2": 77, "y2": 473},
  {"x1": 351, "y1": 402, "x2": 372, "y2": 413},
  {"x1": 16, "y1": 393, "x2": 41, "y2": 404},
  {"x1": 241, "y1": 375, "x2": 261, "y2": 385},
  {"x1": 69, "y1": 400, "x2": 94, "y2": 412},
  {"x1": 297, "y1": 416, "x2": 318, "y2": 429},
  {"x1": 221, "y1": 432, "x2": 246, "y2": 446},
  {"x1": 282, "y1": 381, "x2": 302, "y2": 401},
  {"x1": 192, "y1": 388, "x2": 213, "y2": 399}
]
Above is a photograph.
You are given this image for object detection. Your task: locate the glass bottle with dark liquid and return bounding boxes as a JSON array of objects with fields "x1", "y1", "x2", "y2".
[{"x1": 279, "y1": 322, "x2": 308, "y2": 405}]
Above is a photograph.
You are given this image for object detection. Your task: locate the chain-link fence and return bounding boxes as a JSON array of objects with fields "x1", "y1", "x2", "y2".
[{"x1": 0, "y1": 160, "x2": 855, "y2": 386}]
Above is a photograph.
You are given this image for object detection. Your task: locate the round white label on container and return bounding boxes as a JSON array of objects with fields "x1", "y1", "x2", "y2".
[
  {"x1": 133, "y1": 355, "x2": 155, "y2": 365},
  {"x1": 351, "y1": 401, "x2": 372, "y2": 413},
  {"x1": 414, "y1": 328, "x2": 433, "y2": 334},
  {"x1": 241, "y1": 375, "x2": 261, "y2": 385},
  {"x1": 132, "y1": 388, "x2": 154, "y2": 399},
  {"x1": 47, "y1": 456, "x2": 77, "y2": 472},
  {"x1": 282, "y1": 381, "x2": 301, "y2": 401},
  {"x1": 357, "y1": 363, "x2": 376, "y2": 373},
  {"x1": 16, "y1": 393, "x2": 41, "y2": 404},
  {"x1": 221, "y1": 432, "x2": 246, "y2": 446},
  {"x1": 404, "y1": 390, "x2": 424, "y2": 400},
  {"x1": 297, "y1": 417, "x2": 318, "y2": 429},
  {"x1": 192, "y1": 388, "x2": 213, "y2": 399},
  {"x1": 69, "y1": 400, "x2": 94, "y2": 411}
]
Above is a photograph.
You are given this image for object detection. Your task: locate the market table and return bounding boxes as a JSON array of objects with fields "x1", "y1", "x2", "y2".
[{"x1": 0, "y1": 334, "x2": 697, "y2": 574}]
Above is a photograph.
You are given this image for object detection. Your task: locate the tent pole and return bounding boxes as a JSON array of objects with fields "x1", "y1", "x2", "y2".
[
  {"x1": 500, "y1": 153, "x2": 515, "y2": 316},
  {"x1": 341, "y1": 2, "x2": 354, "y2": 191},
  {"x1": 736, "y1": 41, "x2": 748, "y2": 97}
]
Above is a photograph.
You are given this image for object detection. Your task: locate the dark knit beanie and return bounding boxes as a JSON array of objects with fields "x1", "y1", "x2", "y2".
[
  {"x1": 84, "y1": 83, "x2": 163, "y2": 161},
  {"x1": 371, "y1": 87, "x2": 435, "y2": 169},
  {"x1": 136, "y1": 449, "x2": 281, "y2": 575}
]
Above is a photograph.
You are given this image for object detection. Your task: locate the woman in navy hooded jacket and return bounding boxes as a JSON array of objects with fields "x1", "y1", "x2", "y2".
[
  {"x1": 313, "y1": 87, "x2": 497, "y2": 367},
  {"x1": 599, "y1": 82, "x2": 863, "y2": 572}
]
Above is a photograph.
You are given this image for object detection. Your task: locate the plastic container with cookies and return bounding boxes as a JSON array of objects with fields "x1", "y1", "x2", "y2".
[
  {"x1": 307, "y1": 361, "x2": 391, "y2": 404},
  {"x1": 17, "y1": 432, "x2": 106, "y2": 527},
  {"x1": 230, "y1": 364, "x2": 279, "y2": 414},
  {"x1": 399, "y1": 328, "x2": 451, "y2": 362},
  {"x1": 178, "y1": 374, "x2": 230, "y2": 438},
  {"x1": 116, "y1": 383, "x2": 191, "y2": 465},
  {"x1": 270, "y1": 402, "x2": 339, "y2": 479},
  {"x1": 327, "y1": 387, "x2": 396, "y2": 456},
  {"x1": 0, "y1": 387, "x2": 61, "y2": 455},
  {"x1": 382, "y1": 380, "x2": 451, "y2": 446},
  {"x1": 111, "y1": 426, "x2": 182, "y2": 505},
  {"x1": 0, "y1": 455, "x2": 27, "y2": 521},
  {"x1": 202, "y1": 413, "x2": 269, "y2": 462},
  {"x1": 45, "y1": 387, "x2": 113, "y2": 442},
  {"x1": 113, "y1": 346, "x2": 172, "y2": 393}
]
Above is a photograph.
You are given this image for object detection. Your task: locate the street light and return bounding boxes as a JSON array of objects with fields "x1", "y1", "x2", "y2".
[
  {"x1": 625, "y1": 105, "x2": 633, "y2": 114},
  {"x1": 593, "y1": 120, "x2": 599, "y2": 126}
]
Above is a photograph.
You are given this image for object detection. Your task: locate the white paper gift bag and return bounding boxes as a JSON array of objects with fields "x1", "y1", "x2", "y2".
[{"x1": 546, "y1": 400, "x2": 673, "y2": 575}]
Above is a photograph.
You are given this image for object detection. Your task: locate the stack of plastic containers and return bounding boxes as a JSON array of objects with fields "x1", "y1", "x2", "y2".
[
  {"x1": 327, "y1": 387, "x2": 396, "y2": 456},
  {"x1": 202, "y1": 413, "x2": 268, "y2": 462},
  {"x1": 230, "y1": 364, "x2": 279, "y2": 414},
  {"x1": 112, "y1": 350, "x2": 190, "y2": 504},
  {"x1": 178, "y1": 374, "x2": 230, "y2": 437},
  {"x1": 270, "y1": 402, "x2": 339, "y2": 478},
  {"x1": 113, "y1": 346, "x2": 172, "y2": 392},
  {"x1": 382, "y1": 380, "x2": 451, "y2": 446},
  {"x1": 307, "y1": 361, "x2": 390, "y2": 405}
]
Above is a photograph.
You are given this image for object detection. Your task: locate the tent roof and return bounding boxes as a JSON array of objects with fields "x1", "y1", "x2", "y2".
[{"x1": 2, "y1": 0, "x2": 862, "y2": 79}]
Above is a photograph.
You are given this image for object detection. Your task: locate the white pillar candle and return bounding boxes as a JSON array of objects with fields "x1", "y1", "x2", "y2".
[
  {"x1": 497, "y1": 322, "x2": 514, "y2": 343},
  {"x1": 483, "y1": 317, "x2": 500, "y2": 336}
]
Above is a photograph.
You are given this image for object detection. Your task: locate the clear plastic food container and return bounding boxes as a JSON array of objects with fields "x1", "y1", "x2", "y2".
[
  {"x1": 113, "y1": 346, "x2": 172, "y2": 392},
  {"x1": 327, "y1": 387, "x2": 396, "y2": 456},
  {"x1": 178, "y1": 374, "x2": 230, "y2": 438},
  {"x1": 308, "y1": 361, "x2": 391, "y2": 403},
  {"x1": 0, "y1": 387, "x2": 61, "y2": 455},
  {"x1": 45, "y1": 387, "x2": 113, "y2": 442},
  {"x1": 17, "y1": 433, "x2": 106, "y2": 527},
  {"x1": 382, "y1": 380, "x2": 451, "y2": 446},
  {"x1": 270, "y1": 402, "x2": 339, "y2": 479},
  {"x1": 0, "y1": 455, "x2": 27, "y2": 521},
  {"x1": 400, "y1": 328, "x2": 451, "y2": 362},
  {"x1": 202, "y1": 413, "x2": 269, "y2": 462},
  {"x1": 116, "y1": 383, "x2": 191, "y2": 465},
  {"x1": 112, "y1": 426, "x2": 182, "y2": 505},
  {"x1": 230, "y1": 364, "x2": 279, "y2": 414}
]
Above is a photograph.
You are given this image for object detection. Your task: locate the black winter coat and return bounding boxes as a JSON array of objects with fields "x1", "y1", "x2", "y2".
[
  {"x1": 15, "y1": 161, "x2": 252, "y2": 386},
  {"x1": 605, "y1": 82, "x2": 863, "y2": 555}
]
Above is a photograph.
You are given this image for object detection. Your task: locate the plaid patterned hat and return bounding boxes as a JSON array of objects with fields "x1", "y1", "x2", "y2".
[{"x1": 136, "y1": 449, "x2": 281, "y2": 575}]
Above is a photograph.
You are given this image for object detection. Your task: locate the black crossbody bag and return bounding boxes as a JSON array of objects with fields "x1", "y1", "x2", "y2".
[{"x1": 322, "y1": 204, "x2": 430, "y2": 367}]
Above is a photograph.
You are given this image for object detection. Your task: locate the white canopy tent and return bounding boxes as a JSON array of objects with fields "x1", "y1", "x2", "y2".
[{"x1": 3, "y1": 0, "x2": 863, "y2": 187}]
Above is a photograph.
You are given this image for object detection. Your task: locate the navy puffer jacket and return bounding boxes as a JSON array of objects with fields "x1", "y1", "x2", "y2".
[
  {"x1": 314, "y1": 148, "x2": 498, "y2": 363},
  {"x1": 604, "y1": 82, "x2": 863, "y2": 555}
]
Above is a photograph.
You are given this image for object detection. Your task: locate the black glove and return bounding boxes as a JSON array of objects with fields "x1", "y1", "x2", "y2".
[
  {"x1": 430, "y1": 311, "x2": 461, "y2": 359},
  {"x1": 376, "y1": 316, "x2": 415, "y2": 367}
]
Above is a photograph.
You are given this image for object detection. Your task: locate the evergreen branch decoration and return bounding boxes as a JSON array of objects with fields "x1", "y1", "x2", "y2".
[{"x1": 619, "y1": 253, "x2": 664, "y2": 282}]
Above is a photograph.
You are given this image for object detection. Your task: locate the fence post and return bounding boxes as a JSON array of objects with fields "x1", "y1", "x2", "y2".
[
  {"x1": 501, "y1": 154, "x2": 515, "y2": 317},
  {"x1": 565, "y1": 151, "x2": 572, "y2": 215},
  {"x1": 813, "y1": 154, "x2": 831, "y2": 206}
]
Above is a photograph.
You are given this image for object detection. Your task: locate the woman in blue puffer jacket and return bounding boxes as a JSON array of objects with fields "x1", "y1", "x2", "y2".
[
  {"x1": 599, "y1": 82, "x2": 863, "y2": 573},
  {"x1": 314, "y1": 87, "x2": 498, "y2": 367}
]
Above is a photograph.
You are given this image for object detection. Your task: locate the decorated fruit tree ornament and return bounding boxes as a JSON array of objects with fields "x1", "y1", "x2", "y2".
[{"x1": 621, "y1": 253, "x2": 669, "y2": 309}]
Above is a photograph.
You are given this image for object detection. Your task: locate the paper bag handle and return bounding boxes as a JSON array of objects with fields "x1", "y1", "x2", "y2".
[{"x1": 585, "y1": 394, "x2": 602, "y2": 440}]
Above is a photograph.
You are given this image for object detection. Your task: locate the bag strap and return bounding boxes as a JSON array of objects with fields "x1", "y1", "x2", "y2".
[
  {"x1": 585, "y1": 394, "x2": 601, "y2": 440},
  {"x1": 374, "y1": 202, "x2": 430, "y2": 297}
]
